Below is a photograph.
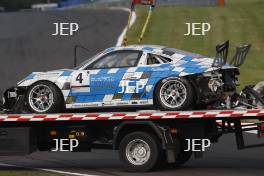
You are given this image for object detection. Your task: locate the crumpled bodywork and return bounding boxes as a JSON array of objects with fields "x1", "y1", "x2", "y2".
[{"x1": 253, "y1": 81, "x2": 264, "y2": 108}]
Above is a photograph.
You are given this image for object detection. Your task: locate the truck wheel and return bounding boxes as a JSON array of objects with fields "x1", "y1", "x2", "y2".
[
  {"x1": 169, "y1": 138, "x2": 192, "y2": 167},
  {"x1": 119, "y1": 131, "x2": 161, "y2": 172},
  {"x1": 26, "y1": 81, "x2": 64, "y2": 113},
  {"x1": 155, "y1": 77, "x2": 194, "y2": 111}
]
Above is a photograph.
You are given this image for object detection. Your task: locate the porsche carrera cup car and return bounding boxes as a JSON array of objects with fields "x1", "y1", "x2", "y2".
[{"x1": 3, "y1": 41, "x2": 251, "y2": 113}]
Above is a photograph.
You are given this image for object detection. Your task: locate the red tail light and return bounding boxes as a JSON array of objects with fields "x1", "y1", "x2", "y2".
[{"x1": 258, "y1": 123, "x2": 264, "y2": 138}]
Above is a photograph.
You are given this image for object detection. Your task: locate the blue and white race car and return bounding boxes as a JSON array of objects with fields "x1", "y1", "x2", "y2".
[{"x1": 3, "y1": 41, "x2": 251, "y2": 113}]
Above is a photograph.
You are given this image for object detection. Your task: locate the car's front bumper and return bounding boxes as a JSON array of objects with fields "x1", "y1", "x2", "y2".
[{"x1": 2, "y1": 87, "x2": 26, "y2": 113}]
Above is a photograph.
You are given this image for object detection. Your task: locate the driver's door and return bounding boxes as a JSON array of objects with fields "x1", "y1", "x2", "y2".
[{"x1": 71, "y1": 50, "x2": 143, "y2": 106}]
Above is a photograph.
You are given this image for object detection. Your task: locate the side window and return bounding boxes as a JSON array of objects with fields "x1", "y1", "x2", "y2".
[
  {"x1": 147, "y1": 54, "x2": 172, "y2": 65},
  {"x1": 87, "y1": 51, "x2": 141, "y2": 69},
  {"x1": 160, "y1": 56, "x2": 172, "y2": 63},
  {"x1": 147, "y1": 54, "x2": 161, "y2": 65}
]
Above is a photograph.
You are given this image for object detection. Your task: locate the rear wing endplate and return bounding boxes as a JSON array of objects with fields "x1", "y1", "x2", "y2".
[
  {"x1": 212, "y1": 40, "x2": 229, "y2": 67},
  {"x1": 212, "y1": 40, "x2": 251, "y2": 68},
  {"x1": 230, "y1": 44, "x2": 251, "y2": 67}
]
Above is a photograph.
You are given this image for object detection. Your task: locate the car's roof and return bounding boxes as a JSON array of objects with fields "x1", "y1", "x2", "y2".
[
  {"x1": 106, "y1": 45, "x2": 164, "y2": 53},
  {"x1": 109, "y1": 45, "x2": 205, "y2": 58}
]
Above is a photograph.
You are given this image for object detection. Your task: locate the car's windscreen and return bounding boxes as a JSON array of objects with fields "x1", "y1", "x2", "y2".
[
  {"x1": 74, "y1": 51, "x2": 104, "y2": 70},
  {"x1": 87, "y1": 51, "x2": 141, "y2": 69}
]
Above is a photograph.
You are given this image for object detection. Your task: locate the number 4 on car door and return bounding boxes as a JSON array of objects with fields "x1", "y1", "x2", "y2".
[{"x1": 71, "y1": 71, "x2": 90, "y2": 93}]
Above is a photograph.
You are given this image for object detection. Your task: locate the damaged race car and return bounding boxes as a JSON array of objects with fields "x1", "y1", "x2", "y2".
[{"x1": 2, "y1": 41, "x2": 260, "y2": 114}]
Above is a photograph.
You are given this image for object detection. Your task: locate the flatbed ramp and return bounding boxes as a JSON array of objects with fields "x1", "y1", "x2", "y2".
[{"x1": 0, "y1": 109, "x2": 264, "y2": 122}]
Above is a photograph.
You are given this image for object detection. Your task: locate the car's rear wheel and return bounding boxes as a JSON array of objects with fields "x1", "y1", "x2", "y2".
[
  {"x1": 26, "y1": 81, "x2": 64, "y2": 113},
  {"x1": 155, "y1": 77, "x2": 194, "y2": 111}
]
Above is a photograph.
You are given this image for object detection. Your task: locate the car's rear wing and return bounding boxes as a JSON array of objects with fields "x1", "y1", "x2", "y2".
[
  {"x1": 212, "y1": 40, "x2": 229, "y2": 67},
  {"x1": 212, "y1": 40, "x2": 251, "y2": 68},
  {"x1": 230, "y1": 44, "x2": 251, "y2": 67}
]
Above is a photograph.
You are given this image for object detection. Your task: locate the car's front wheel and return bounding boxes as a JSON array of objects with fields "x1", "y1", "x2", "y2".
[
  {"x1": 26, "y1": 81, "x2": 64, "y2": 113},
  {"x1": 155, "y1": 77, "x2": 194, "y2": 111}
]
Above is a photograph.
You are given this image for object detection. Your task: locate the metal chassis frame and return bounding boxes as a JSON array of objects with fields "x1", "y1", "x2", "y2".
[{"x1": 219, "y1": 118, "x2": 264, "y2": 149}]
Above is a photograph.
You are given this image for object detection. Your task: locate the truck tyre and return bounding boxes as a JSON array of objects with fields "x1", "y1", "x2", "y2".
[
  {"x1": 119, "y1": 131, "x2": 161, "y2": 172},
  {"x1": 155, "y1": 77, "x2": 194, "y2": 111},
  {"x1": 172, "y1": 150, "x2": 192, "y2": 166},
  {"x1": 26, "y1": 81, "x2": 64, "y2": 113},
  {"x1": 169, "y1": 138, "x2": 192, "y2": 167}
]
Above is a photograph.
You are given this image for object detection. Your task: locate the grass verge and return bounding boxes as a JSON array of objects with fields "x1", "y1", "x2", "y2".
[
  {"x1": 127, "y1": 0, "x2": 264, "y2": 89},
  {"x1": 0, "y1": 170, "x2": 61, "y2": 176}
]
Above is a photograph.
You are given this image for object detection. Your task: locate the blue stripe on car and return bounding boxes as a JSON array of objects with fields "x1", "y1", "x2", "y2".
[
  {"x1": 61, "y1": 70, "x2": 73, "y2": 76},
  {"x1": 76, "y1": 95, "x2": 86, "y2": 103},
  {"x1": 105, "y1": 47, "x2": 115, "y2": 53},
  {"x1": 94, "y1": 94, "x2": 105, "y2": 102},
  {"x1": 122, "y1": 93, "x2": 133, "y2": 100},
  {"x1": 182, "y1": 56, "x2": 193, "y2": 62},
  {"x1": 25, "y1": 74, "x2": 35, "y2": 80},
  {"x1": 142, "y1": 46, "x2": 154, "y2": 51}
]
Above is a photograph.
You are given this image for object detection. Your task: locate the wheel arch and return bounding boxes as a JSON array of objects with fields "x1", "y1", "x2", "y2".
[
  {"x1": 113, "y1": 121, "x2": 165, "y2": 150},
  {"x1": 25, "y1": 80, "x2": 66, "y2": 105},
  {"x1": 152, "y1": 76, "x2": 195, "y2": 107}
]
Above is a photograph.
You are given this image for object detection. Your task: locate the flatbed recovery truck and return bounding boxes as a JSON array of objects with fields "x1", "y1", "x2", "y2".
[
  {"x1": 1, "y1": 0, "x2": 263, "y2": 173},
  {"x1": 0, "y1": 109, "x2": 263, "y2": 172}
]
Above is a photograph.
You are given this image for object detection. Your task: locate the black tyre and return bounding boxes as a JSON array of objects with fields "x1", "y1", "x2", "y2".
[
  {"x1": 119, "y1": 131, "x2": 162, "y2": 172},
  {"x1": 169, "y1": 138, "x2": 192, "y2": 167},
  {"x1": 172, "y1": 150, "x2": 192, "y2": 166},
  {"x1": 155, "y1": 77, "x2": 194, "y2": 111},
  {"x1": 26, "y1": 81, "x2": 64, "y2": 113},
  {"x1": 158, "y1": 136, "x2": 192, "y2": 167}
]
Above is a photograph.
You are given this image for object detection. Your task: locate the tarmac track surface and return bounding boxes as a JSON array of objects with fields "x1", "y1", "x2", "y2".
[
  {"x1": 0, "y1": 9, "x2": 128, "y2": 96},
  {"x1": 0, "y1": 133, "x2": 263, "y2": 176}
]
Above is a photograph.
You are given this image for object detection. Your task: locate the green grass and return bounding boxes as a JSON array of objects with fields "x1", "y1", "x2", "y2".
[
  {"x1": 127, "y1": 0, "x2": 264, "y2": 89},
  {"x1": 0, "y1": 170, "x2": 61, "y2": 176}
]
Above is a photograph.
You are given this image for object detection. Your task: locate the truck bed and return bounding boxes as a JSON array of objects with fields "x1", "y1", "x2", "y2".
[{"x1": 0, "y1": 109, "x2": 264, "y2": 123}]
